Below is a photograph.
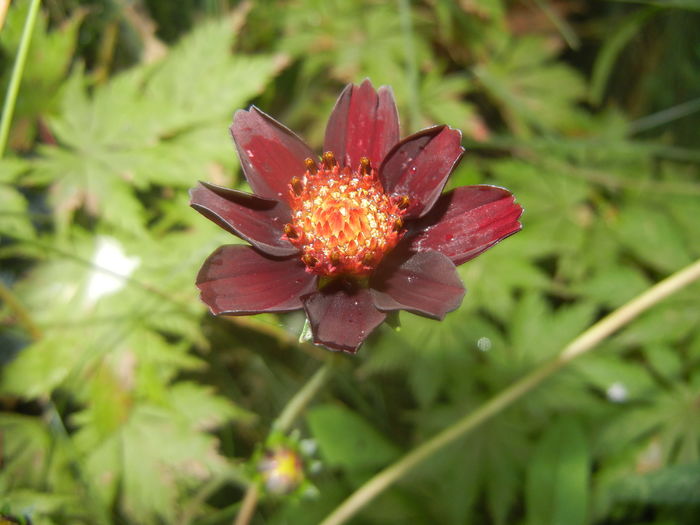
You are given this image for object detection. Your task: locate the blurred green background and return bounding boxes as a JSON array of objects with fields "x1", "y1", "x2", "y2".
[{"x1": 1, "y1": 0, "x2": 700, "y2": 524}]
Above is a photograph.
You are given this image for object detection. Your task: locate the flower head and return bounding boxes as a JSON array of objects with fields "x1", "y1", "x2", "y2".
[{"x1": 191, "y1": 80, "x2": 522, "y2": 353}]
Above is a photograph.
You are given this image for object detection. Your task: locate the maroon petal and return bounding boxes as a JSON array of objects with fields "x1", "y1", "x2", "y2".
[
  {"x1": 371, "y1": 250, "x2": 465, "y2": 320},
  {"x1": 406, "y1": 186, "x2": 523, "y2": 266},
  {"x1": 302, "y1": 282, "x2": 386, "y2": 354},
  {"x1": 231, "y1": 107, "x2": 316, "y2": 202},
  {"x1": 197, "y1": 245, "x2": 316, "y2": 315},
  {"x1": 380, "y1": 125, "x2": 464, "y2": 218},
  {"x1": 324, "y1": 80, "x2": 400, "y2": 169},
  {"x1": 190, "y1": 182, "x2": 297, "y2": 257}
]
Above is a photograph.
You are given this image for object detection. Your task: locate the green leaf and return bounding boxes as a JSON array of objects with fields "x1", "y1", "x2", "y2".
[
  {"x1": 612, "y1": 462, "x2": 700, "y2": 505},
  {"x1": 526, "y1": 417, "x2": 590, "y2": 525},
  {"x1": 613, "y1": 204, "x2": 691, "y2": 273},
  {"x1": 0, "y1": 334, "x2": 88, "y2": 398},
  {"x1": 474, "y1": 37, "x2": 586, "y2": 135},
  {"x1": 28, "y1": 17, "x2": 279, "y2": 232},
  {"x1": 589, "y1": 7, "x2": 658, "y2": 105},
  {"x1": 574, "y1": 264, "x2": 651, "y2": 309},
  {"x1": 0, "y1": 184, "x2": 35, "y2": 239},
  {"x1": 573, "y1": 353, "x2": 657, "y2": 402},
  {"x1": 307, "y1": 404, "x2": 400, "y2": 471}
]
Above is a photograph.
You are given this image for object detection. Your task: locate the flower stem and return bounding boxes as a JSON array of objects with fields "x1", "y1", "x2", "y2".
[
  {"x1": 319, "y1": 257, "x2": 700, "y2": 525},
  {"x1": 273, "y1": 358, "x2": 336, "y2": 432},
  {"x1": 233, "y1": 482, "x2": 260, "y2": 525},
  {"x1": 233, "y1": 359, "x2": 336, "y2": 525},
  {"x1": 0, "y1": 0, "x2": 42, "y2": 157}
]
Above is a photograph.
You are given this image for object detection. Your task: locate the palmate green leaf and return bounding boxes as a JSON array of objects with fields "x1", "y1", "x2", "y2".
[
  {"x1": 418, "y1": 71, "x2": 477, "y2": 133},
  {"x1": 0, "y1": 489, "x2": 74, "y2": 525},
  {"x1": 617, "y1": 293, "x2": 700, "y2": 346},
  {"x1": 75, "y1": 403, "x2": 229, "y2": 525},
  {"x1": 611, "y1": 462, "x2": 700, "y2": 505},
  {"x1": 526, "y1": 417, "x2": 590, "y2": 525},
  {"x1": 490, "y1": 159, "x2": 590, "y2": 258},
  {"x1": 27, "y1": 17, "x2": 279, "y2": 232},
  {"x1": 281, "y1": 0, "x2": 412, "y2": 84},
  {"x1": 613, "y1": 203, "x2": 692, "y2": 273},
  {"x1": 169, "y1": 381, "x2": 248, "y2": 430},
  {"x1": 573, "y1": 263, "x2": 651, "y2": 309},
  {"x1": 507, "y1": 292, "x2": 597, "y2": 364},
  {"x1": 0, "y1": 331, "x2": 96, "y2": 398},
  {"x1": 31, "y1": 143, "x2": 148, "y2": 236},
  {"x1": 474, "y1": 36, "x2": 586, "y2": 135},
  {"x1": 597, "y1": 384, "x2": 700, "y2": 465},
  {"x1": 307, "y1": 404, "x2": 400, "y2": 471},
  {"x1": 0, "y1": 185, "x2": 35, "y2": 240},
  {"x1": 573, "y1": 352, "x2": 658, "y2": 402},
  {"x1": 413, "y1": 404, "x2": 531, "y2": 525},
  {"x1": 465, "y1": 244, "x2": 550, "y2": 322},
  {"x1": 643, "y1": 344, "x2": 684, "y2": 383}
]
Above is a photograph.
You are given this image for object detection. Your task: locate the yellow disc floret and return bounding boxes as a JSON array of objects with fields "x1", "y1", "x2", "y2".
[{"x1": 284, "y1": 152, "x2": 408, "y2": 277}]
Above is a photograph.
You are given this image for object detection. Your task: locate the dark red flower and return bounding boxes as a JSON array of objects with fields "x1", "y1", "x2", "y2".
[{"x1": 191, "y1": 80, "x2": 522, "y2": 353}]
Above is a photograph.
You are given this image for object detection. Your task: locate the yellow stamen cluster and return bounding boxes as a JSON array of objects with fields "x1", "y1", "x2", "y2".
[{"x1": 284, "y1": 152, "x2": 408, "y2": 276}]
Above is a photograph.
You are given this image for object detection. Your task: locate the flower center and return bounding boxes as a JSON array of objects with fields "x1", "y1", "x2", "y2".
[{"x1": 283, "y1": 152, "x2": 408, "y2": 277}]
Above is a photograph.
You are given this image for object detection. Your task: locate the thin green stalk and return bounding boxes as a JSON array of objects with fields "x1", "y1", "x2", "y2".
[
  {"x1": 320, "y1": 258, "x2": 700, "y2": 525},
  {"x1": 628, "y1": 96, "x2": 700, "y2": 134},
  {"x1": 397, "y1": 0, "x2": 421, "y2": 130},
  {"x1": 0, "y1": 0, "x2": 41, "y2": 157},
  {"x1": 273, "y1": 359, "x2": 335, "y2": 432},
  {"x1": 233, "y1": 359, "x2": 335, "y2": 525},
  {"x1": 531, "y1": 0, "x2": 580, "y2": 49}
]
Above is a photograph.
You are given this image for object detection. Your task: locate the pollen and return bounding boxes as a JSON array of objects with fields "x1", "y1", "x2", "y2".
[{"x1": 283, "y1": 152, "x2": 408, "y2": 276}]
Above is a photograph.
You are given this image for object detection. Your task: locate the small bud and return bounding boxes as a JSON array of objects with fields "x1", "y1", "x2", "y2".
[
  {"x1": 304, "y1": 157, "x2": 317, "y2": 174},
  {"x1": 396, "y1": 195, "x2": 410, "y2": 210},
  {"x1": 359, "y1": 157, "x2": 371, "y2": 174},
  {"x1": 290, "y1": 177, "x2": 304, "y2": 196},
  {"x1": 258, "y1": 448, "x2": 304, "y2": 495},
  {"x1": 322, "y1": 151, "x2": 337, "y2": 168},
  {"x1": 283, "y1": 224, "x2": 298, "y2": 239},
  {"x1": 302, "y1": 254, "x2": 317, "y2": 267}
]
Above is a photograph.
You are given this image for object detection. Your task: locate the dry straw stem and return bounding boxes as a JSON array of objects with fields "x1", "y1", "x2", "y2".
[{"x1": 320, "y1": 257, "x2": 700, "y2": 525}]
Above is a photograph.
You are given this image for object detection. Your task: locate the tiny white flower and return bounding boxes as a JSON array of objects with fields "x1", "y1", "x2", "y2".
[
  {"x1": 85, "y1": 236, "x2": 140, "y2": 304},
  {"x1": 477, "y1": 336, "x2": 492, "y2": 352},
  {"x1": 606, "y1": 381, "x2": 628, "y2": 403}
]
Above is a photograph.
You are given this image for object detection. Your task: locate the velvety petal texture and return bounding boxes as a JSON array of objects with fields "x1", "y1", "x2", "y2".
[
  {"x1": 231, "y1": 107, "x2": 315, "y2": 201},
  {"x1": 380, "y1": 125, "x2": 464, "y2": 218},
  {"x1": 190, "y1": 182, "x2": 297, "y2": 257},
  {"x1": 407, "y1": 186, "x2": 523, "y2": 265},
  {"x1": 197, "y1": 245, "x2": 316, "y2": 315},
  {"x1": 302, "y1": 284, "x2": 386, "y2": 353},
  {"x1": 371, "y1": 251, "x2": 465, "y2": 320},
  {"x1": 192, "y1": 81, "x2": 522, "y2": 354},
  {"x1": 324, "y1": 79, "x2": 400, "y2": 169}
]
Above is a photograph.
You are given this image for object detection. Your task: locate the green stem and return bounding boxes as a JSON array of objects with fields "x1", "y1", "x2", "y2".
[
  {"x1": 0, "y1": 0, "x2": 42, "y2": 157},
  {"x1": 273, "y1": 359, "x2": 335, "y2": 432},
  {"x1": 397, "y1": 0, "x2": 421, "y2": 130},
  {"x1": 320, "y1": 258, "x2": 700, "y2": 525},
  {"x1": 233, "y1": 482, "x2": 260, "y2": 525},
  {"x1": 233, "y1": 359, "x2": 335, "y2": 525}
]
